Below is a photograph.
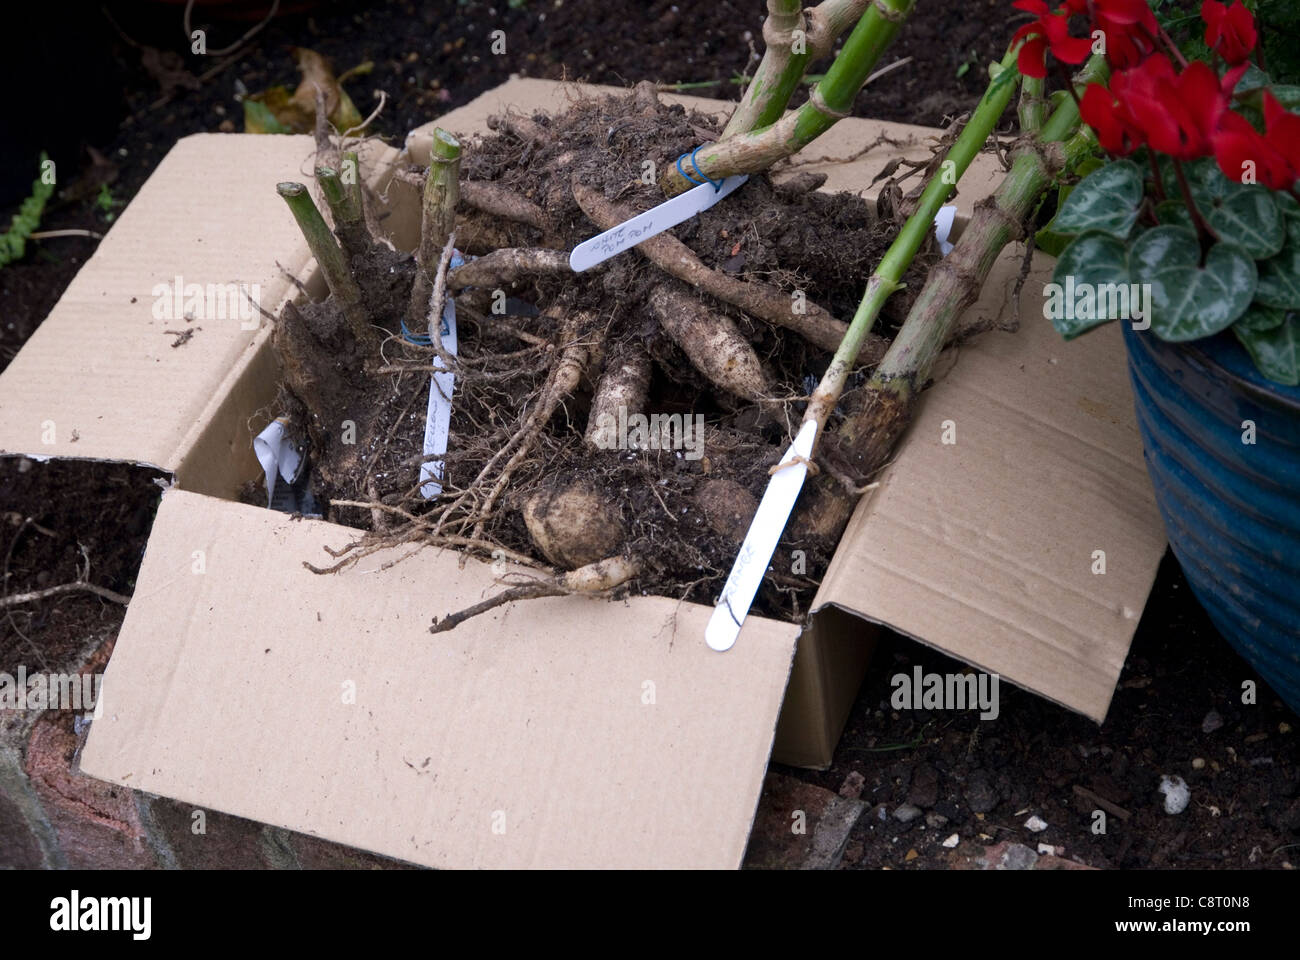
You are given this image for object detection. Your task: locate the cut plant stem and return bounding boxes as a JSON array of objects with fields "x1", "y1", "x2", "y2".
[
  {"x1": 314, "y1": 163, "x2": 367, "y2": 260},
  {"x1": 276, "y1": 181, "x2": 371, "y2": 343},
  {"x1": 828, "y1": 55, "x2": 1110, "y2": 492},
  {"x1": 661, "y1": 0, "x2": 914, "y2": 193},
  {"x1": 409, "y1": 128, "x2": 461, "y2": 333},
  {"x1": 724, "y1": 0, "x2": 874, "y2": 136},
  {"x1": 804, "y1": 47, "x2": 1022, "y2": 437}
]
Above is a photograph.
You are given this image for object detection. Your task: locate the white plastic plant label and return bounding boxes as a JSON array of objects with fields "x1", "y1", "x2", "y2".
[
  {"x1": 419, "y1": 264, "x2": 461, "y2": 499},
  {"x1": 934, "y1": 204, "x2": 957, "y2": 256},
  {"x1": 706, "y1": 419, "x2": 819, "y2": 652},
  {"x1": 253, "y1": 417, "x2": 303, "y2": 507},
  {"x1": 569, "y1": 175, "x2": 748, "y2": 272}
]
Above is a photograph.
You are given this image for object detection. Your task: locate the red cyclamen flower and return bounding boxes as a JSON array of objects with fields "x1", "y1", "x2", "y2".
[
  {"x1": 1090, "y1": 0, "x2": 1159, "y2": 69},
  {"x1": 1012, "y1": 0, "x2": 1093, "y2": 78},
  {"x1": 1126, "y1": 57, "x2": 1239, "y2": 161},
  {"x1": 1201, "y1": 0, "x2": 1257, "y2": 66}
]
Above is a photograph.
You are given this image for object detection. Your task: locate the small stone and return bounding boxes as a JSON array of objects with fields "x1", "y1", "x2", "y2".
[
  {"x1": 838, "y1": 771, "x2": 866, "y2": 800},
  {"x1": 1037, "y1": 843, "x2": 1062, "y2": 856},
  {"x1": 904, "y1": 848, "x2": 919, "y2": 862},
  {"x1": 1202, "y1": 710, "x2": 1224, "y2": 734},
  {"x1": 1159, "y1": 775, "x2": 1190, "y2": 815},
  {"x1": 893, "y1": 803, "x2": 923, "y2": 824},
  {"x1": 942, "y1": 833, "x2": 960, "y2": 848},
  {"x1": 1024, "y1": 815, "x2": 1049, "y2": 833},
  {"x1": 1192, "y1": 757, "x2": 1206, "y2": 770},
  {"x1": 1280, "y1": 722, "x2": 1293, "y2": 735},
  {"x1": 925, "y1": 811, "x2": 949, "y2": 829}
]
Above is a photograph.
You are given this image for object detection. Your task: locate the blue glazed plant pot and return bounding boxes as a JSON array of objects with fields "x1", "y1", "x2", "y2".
[{"x1": 1123, "y1": 322, "x2": 1300, "y2": 714}]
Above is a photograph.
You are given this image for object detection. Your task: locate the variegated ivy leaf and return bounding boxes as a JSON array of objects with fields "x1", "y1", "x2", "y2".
[
  {"x1": 1052, "y1": 160, "x2": 1143, "y2": 239},
  {"x1": 1236, "y1": 302, "x2": 1288, "y2": 332},
  {"x1": 1129, "y1": 225, "x2": 1199, "y2": 282},
  {"x1": 1157, "y1": 159, "x2": 1284, "y2": 257},
  {"x1": 1234, "y1": 312, "x2": 1300, "y2": 386},
  {"x1": 1155, "y1": 201, "x2": 1193, "y2": 231},
  {"x1": 1277, "y1": 191, "x2": 1300, "y2": 219},
  {"x1": 1202, "y1": 179, "x2": 1285, "y2": 259},
  {"x1": 1255, "y1": 216, "x2": 1300, "y2": 309},
  {"x1": 1047, "y1": 232, "x2": 1130, "y2": 339},
  {"x1": 1146, "y1": 242, "x2": 1258, "y2": 342}
]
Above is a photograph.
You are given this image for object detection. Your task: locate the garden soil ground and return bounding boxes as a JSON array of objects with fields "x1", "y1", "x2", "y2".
[{"x1": 1, "y1": 0, "x2": 1295, "y2": 870}]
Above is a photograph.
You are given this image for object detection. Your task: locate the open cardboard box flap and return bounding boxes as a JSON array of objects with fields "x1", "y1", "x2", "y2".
[
  {"x1": 80, "y1": 490, "x2": 798, "y2": 869},
  {"x1": 0, "y1": 78, "x2": 1167, "y2": 867},
  {"x1": 816, "y1": 247, "x2": 1166, "y2": 721}
]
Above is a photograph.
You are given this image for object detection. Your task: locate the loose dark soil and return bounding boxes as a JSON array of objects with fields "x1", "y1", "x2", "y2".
[
  {"x1": 2, "y1": 0, "x2": 1294, "y2": 870},
  {"x1": 271, "y1": 87, "x2": 931, "y2": 620}
]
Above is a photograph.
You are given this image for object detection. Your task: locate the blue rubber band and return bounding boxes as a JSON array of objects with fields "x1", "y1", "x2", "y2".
[
  {"x1": 675, "y1": 146, "x2": 724, "y2": 191},
  {"x1": 675, "y1": 152, "x2": 707, "y2": 187}
]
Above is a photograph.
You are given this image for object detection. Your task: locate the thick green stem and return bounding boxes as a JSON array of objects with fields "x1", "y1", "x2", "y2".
[
  {"x1": 315, "y1": 162, "x2": 368, "y2": 261},
  {"x1": 409, "y1": 128, "x2": 462, "y2": 331},
  {"x1": 722, "y1": 1, "x2": 806, "y2": 138},
  {"x1": 804, "y1": 47, "x2": 1021, "y2": 434},
  {"x1": 1017, "y1": 73, "x2": 1046, "y2": 135},
  {"x1": 830, "y1": 54, "x2": 1109, "y2": 484},
  {"x1": 277, "y1": 181, "x2": 371, "y2": 343},
  {"x1": 724, "y1": 1, "x2": 872, "y2": 137},
  {"x1": 661, "y1": 0, "x2": 913, "y2": 194}
]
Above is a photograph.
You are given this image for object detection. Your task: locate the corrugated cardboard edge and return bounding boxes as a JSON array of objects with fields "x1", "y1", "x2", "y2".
[
  {"x1": 813, "y1": 246, "x2": 1167, "y2": 722},
  {"x1": 81, "y1": 491, "x2": 799, "y2": 869}
]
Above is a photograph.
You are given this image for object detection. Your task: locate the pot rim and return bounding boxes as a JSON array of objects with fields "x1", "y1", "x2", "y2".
[{"x1": 1127, "y1": 325, "x2": 1300, "y2": 417}]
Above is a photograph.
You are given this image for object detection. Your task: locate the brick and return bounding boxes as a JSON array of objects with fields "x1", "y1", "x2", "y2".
[
  {"x1": 0, "y1": 786, "x2": 43, "y2": 868},
  {"x1": 284, "y1": 831, "x2": 417, "y2": 870},
  {"x1": 24, "y1": 709, "x2": 155, "y2": 869},
  {"x1": 138, "y1": 795, "x2": 273, "y2": 870},
  {"x1": 744, "y1": 772, "x2": 865, "y2": 870}
]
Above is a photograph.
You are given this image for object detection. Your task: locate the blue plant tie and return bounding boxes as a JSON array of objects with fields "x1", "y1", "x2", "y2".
[{"x1": 675, "y1": 146, "x2": 724, "y2": 191}]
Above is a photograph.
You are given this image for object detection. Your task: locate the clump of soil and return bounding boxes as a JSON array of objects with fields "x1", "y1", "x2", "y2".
[{"x1": 271, "y1": 85, "x2": 937, "y2": 622}]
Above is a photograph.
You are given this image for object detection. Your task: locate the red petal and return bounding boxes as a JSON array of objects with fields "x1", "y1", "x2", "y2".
[{"x1": 1017, "y1": 35, "x2": 1049, "y2": 78}]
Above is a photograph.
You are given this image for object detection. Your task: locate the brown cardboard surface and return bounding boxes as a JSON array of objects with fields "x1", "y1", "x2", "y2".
[
  {"x1": 816, "y1": 246, "x2": 1166, "y2": 722},
  {"x1": 407, "y1": 78, "x2": 1006, "y2": 220},
  {"x1": 80, "y1": 490, "x2": 799, "y2": 869},
  {"x1": 0, "y1": 135, "x2": 315, "y2": 469}
]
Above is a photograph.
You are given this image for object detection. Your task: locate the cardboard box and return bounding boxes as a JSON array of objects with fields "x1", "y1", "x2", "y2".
[{"x1": 0, "y1": 80, "x2": 1166, "y2": 868}]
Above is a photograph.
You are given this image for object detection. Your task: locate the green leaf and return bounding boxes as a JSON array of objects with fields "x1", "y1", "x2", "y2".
[
  {"x1": 1202, "y1": 180, "x2": 1285, "y2": 259},
  {"x1": 1047, "y1": 232, "x2": 1131, "y2": 339},
  {"x1": 1034, "y1": 225, "x2": 1073, "y2": 258},
  {"x1": 1155, "y1": 201, "x2": 1193, "y2": 230},
  {"x1": 1159, "y1": 156, "x2": 1219, "y2": 205},
  {"x1": 242, "y1": 98, "x2": 293, "y2": 134},
  {"x1": 1255, "y1": 216, "x2": 1300, "y2": 309},
  {"x1": 1234, "y1": 313, "x2": 1300, "y2": 385},
  {"x1": 1277, "y1": 191, "x2": 1300, "y2": 220},
  {"x1": 1236, "y1": 302, "x2": 1288, "y2": 332},
  {"x1": 1130, "y1": 224, "x2": 1199, "y2": 282},
  {"x1": 1267, "y1": 85, "x2": 1300, "y2": 112},
  {"x1": 1052, "y1": 160, "x2": 1143, "y2": 238},
  {"x1": 1233, "y1": 63, "x2": 1272, "y2": 94},
  {"x1": 1147, "y1": 243, "x2": 1258, "y2": 342}
]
